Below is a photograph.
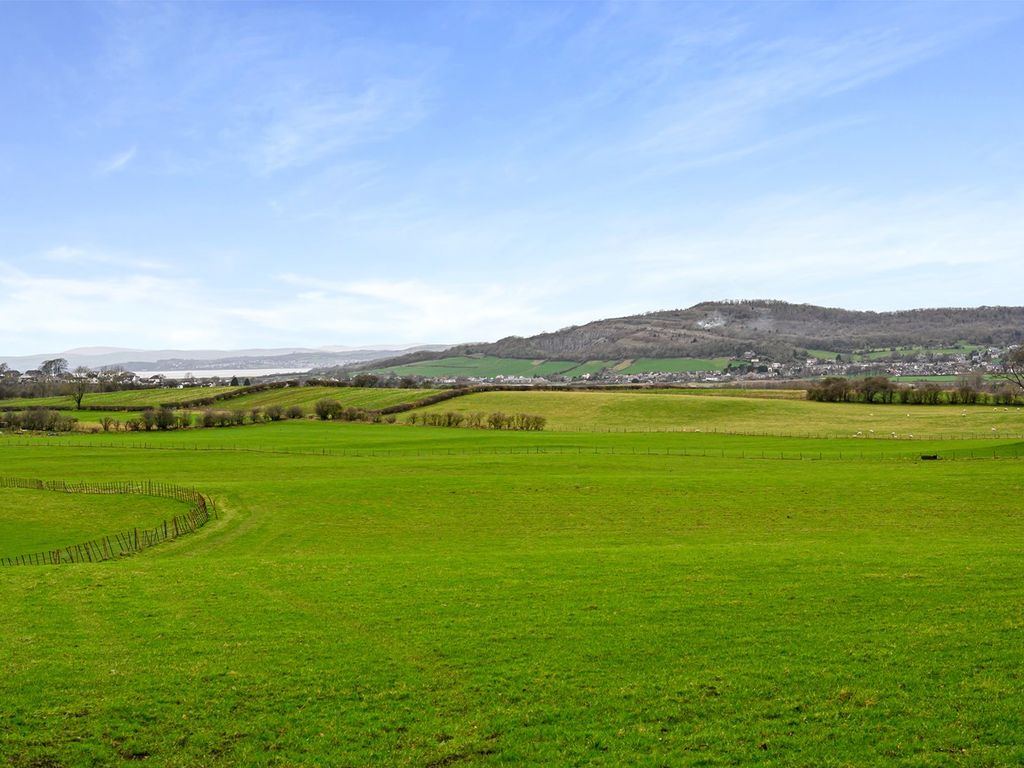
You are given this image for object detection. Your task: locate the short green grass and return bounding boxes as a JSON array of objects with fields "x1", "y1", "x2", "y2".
[
  {"x1": 377, "y1": 356, "x2": 749, "y2": 379},
  {"x1": 0, "y1": 386, "x2": 439, "y2": 420},
  {"x1": 0, "y1": 386, "x2": 239, "y2": 410},
  {"x1": 374, "y1": 355, "x2": 582, "y2": 379},
  {"x1": 1, "y1": 396, "x2": 1023, "y2": 766},
  {"x1": 0, "y1": 488, "x2": 186, "y2": 557},
  {"x1": 619, "y1": 357, "x2": 734, "y2": 374},
  {"x1": 411, "y1": 388, "x2": 1024, "y2": 438}
]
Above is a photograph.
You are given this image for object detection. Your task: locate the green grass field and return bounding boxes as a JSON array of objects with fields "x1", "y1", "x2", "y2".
[
  {"x1": 412, "y1": 389, "x2": 1024, "y2": 438},
  {"x1": 2, "y1": 391, "x2": 1023, "y2": 766},
  {"x1": 619, "y1": 357, "x2": 733, "y2": 374},
  {"x1": 373, "y1": 355, "x2": 583, "y2": 378},
  {"x1": 376, "y1": 355, "x2": 745, "y2": 379},
  {"x1": 0, "y1": 386, "x2": 240, "y2": 409},
  {"x1": 0, "y1": 386, "x2": 440, "y2": 421},
  {"x1": 0, "y1": 488, "x2": 185, "y2": 557},
  {"x1": 221, "y1": 385, "x2": 443, "y2": 412}
]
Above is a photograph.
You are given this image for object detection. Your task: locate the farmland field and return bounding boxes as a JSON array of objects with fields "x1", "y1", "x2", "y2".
[
  {"x1": 220, "y1": 385, "x2": 443, "y2": 412},
  {"x1": 375, "y1": 355, "x2": 744, "y2": 379},
  {"x1": 619, "y1": 357, "x2": 733, "y2": 374},
  {"x1": 2, "y1": 390, "x2": 1023, "y2": 766},
  {"x1": 0, "y1": 386, "x2": 441, "y2": 418},
  {"x1": 0, "y1": 488, "x2": 185, "y2": 558},
  {"x1": 412, "y1": 388, "x2": 1024, "y2": 438},
  {"x1": 373, "y1": 355, "x2": 583, "y2": 378},
  {"x1": 0, "y1": 386, "x2": 240, "y2": 409}
]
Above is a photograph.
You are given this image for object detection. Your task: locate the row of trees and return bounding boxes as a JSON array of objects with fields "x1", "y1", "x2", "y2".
[
  {"x1": 0, "y1": 408, "x2": 78, "y2": 432},
  {"x1": 313, "y1": 400, "x2": 398, "y2": 423},
  {"x1": 807, "y1": 376, "x2": 1021, "y2": 405},
  {"x1": 0, "y1": 404, "x2": 310, "y2": 433},
  {"x1": 405, "y1": 411, "x2": 547, "y2": 431}
]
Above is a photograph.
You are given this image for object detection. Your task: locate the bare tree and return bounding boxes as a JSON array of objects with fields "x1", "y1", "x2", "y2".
[
  {"x1": 1001, "y1": 346, "x2": 1024, "y2": 390},
  {"x1": 68, "y1": 366, "x2": 95, "y2": 408}
]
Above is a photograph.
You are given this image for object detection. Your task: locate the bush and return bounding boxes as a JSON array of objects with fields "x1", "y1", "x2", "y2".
[
  {"x1": 6, "y1": 408, "x2": 78, "y2": 432},
  {"x1": 155, "y1": 407, "x2": 176, "y2": 430},
  {"x1": 410, "y1": 410, "x2": 545, "y2": 431},
  {"x1": 265, "y1": 404, "x2": 284, "y2": 421},
  {"x1": 286, "y1": 405, "x2": 305, "y2": 420},
  {"x1": 315, "y1": 399, "x2": 344, "y2": 420}
]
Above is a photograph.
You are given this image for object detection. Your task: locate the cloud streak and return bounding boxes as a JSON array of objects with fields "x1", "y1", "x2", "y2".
[
  {"x1": 42, "y1": 246, "x2": 168, "y2": 272},
  {"x1": 97, "y1": 145, "x2": 137, "y2": 174}
]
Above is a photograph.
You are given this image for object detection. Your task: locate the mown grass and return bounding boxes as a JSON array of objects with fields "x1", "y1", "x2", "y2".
[
  {"x1": 0, "y1": 488, "x2": 187, "y2": 557},
  {"x1": 377, "y1": 355, "x2": 754, "y2": 379},
  {"x1": 0, "y1": 386, "x2": 239, "y2": 410},
  {"x1": 411, "y1": 388, "x2": 1024, "y2": 438},
  {"x1": 619, "y1": 357, "x2": 733, "y2": 374},
  {"x1": 374, "y1": 355, "x2": 582, "y2": 378},
  {"x1": 0, "y1": 387, "x2": 439, "y2": 422},
  {"x1": 1, "y1": 403, "x2": 1023, "y2": 766},
  {"x1": 222, "y1": 385, "x2": 443, "y2": 412}
]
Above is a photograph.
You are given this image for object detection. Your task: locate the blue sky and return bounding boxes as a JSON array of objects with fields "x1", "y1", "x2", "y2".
[{"x1": 1, "y1": 1, "x2": 1022, "y2": 354}]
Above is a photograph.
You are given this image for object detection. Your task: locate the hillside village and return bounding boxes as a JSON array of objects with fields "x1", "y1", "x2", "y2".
[
  {"x1": 368, "y1": 347, "x2": 1016, "y2": 388},
  {"x1": 2, "y1": 344, "x2": 1018, "y2": 394}
]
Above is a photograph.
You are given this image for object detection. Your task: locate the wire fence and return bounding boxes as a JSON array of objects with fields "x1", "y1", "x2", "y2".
[
  {"x1": 0, "y1": 437, "x2": 1021, "y2": 464},
  {"x1": 0, "y1": 477, "x2": 215, "y2": 567}
]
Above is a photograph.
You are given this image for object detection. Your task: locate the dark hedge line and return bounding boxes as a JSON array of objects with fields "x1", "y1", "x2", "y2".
[{"x1": 807, "y1": 376, "x2": 1021, "y2": 405}]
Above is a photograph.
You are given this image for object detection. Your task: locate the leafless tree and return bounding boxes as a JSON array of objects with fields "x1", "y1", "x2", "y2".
[
  {"x1": 1001, "y1": 346, "x2": 1024, "y2": 390},
  {"x1": 68, "y1": 366, "x2": 95, "y2": 408}
]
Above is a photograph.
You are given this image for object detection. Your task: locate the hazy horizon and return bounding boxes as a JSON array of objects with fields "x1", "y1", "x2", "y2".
[{"x1": 2, "y1": 1, "x2": 1022, "y2": 355}]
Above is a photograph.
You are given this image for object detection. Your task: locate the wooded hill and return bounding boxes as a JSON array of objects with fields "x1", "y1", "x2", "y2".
[{"x1": 371, "y1": 301, "x2": 1024, "y2": 367}]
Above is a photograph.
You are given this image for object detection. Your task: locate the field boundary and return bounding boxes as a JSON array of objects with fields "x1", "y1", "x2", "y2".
[
  {"x1": 0, "y1": 477, "x2": 215, "y2": 566},
  {"x1": 1, "y1": 436, "x2": 1021, "y2": 463}
]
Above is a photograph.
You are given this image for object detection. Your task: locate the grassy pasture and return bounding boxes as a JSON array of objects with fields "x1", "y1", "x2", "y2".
[
  {"x1": 0, "y1": 387, "x2": 438, "y2": 422},
  {"x1": 642, "y1": 387, "x2": 806, "y2": 399},
  {"x1": 376, "y1": 356, "x2": 749, "y2": 379},
  {"x1": 1, "y1": 396, "x2": 1023, "y2": 766},
  {"x1": 412, "y1": 388, "x2": 1024, "y2": 438},
  {"x1": 374, "y1": 355, "x2": 582, "y2": 378},
  {"x1": 619, "y1": 357, "x2": 733, "y2": 374},
  {"x1": 0, "y1": 488, "x2": 185, "y2": 557},
  {"x1": 221, "y1": 385, "x2": 443, "y2": 412},
  {"x1": 0, "y1": 386, "x2": 240, "y2": 410}
]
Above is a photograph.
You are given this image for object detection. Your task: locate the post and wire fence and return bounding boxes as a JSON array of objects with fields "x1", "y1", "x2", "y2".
[{"x1": 0, "y1": 477, "x2": 215, "y2": 566}]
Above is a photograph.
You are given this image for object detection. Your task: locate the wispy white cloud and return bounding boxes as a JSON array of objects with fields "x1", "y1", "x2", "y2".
[
  {"x1": 88, "y1": 5, "x2": 438, "y2": 176},
  {"x1": 254, "y1": 78, "x2": 429, "y2": 174},
  {"x1": 268, "y1": 273, "x2": 581, "y2": 343},
  {"x1": 97, "y1": 145, "x2": 137, "y2": 174},
  {"x1": 603, "y1": 187, "x2": 1024, "y2": 310},
  {"x1": 0, "y1": 263, "x2": 209, "y2": 351},
  {"x1": 42, "y1": 245, "x2": 167, "y2": 271}
]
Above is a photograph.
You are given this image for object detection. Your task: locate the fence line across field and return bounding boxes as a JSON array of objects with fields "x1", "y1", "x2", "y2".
[
  {"x1": 0, "y1": 477, "x2": 215, "y2": 567},
  {"x1": 0, "y1": 438, "x2": 1021, "y2": 464}
]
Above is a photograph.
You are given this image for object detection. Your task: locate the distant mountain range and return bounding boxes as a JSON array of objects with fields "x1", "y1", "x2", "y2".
[
  {"x1": 366, "y1": 301, "x2": 1024, "y2": 369},
  {"x1": 0, "y1": 345, "x2": 451, "y2": 373}
]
